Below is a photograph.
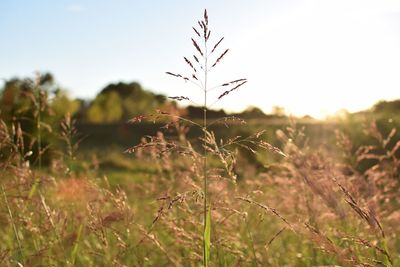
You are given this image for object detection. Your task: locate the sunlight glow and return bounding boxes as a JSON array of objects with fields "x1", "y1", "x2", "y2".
[{"x1": 228, "y1": 0, "x2": 400, "y2": 118}]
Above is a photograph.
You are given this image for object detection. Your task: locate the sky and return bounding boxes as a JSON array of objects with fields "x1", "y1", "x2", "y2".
[{"x1": 1, "y1": 0, "x2": 400, "y2": 118}]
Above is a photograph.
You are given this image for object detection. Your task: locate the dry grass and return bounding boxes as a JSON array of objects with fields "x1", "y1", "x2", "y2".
[
  {"x1": 1, "y1": 105, "x2": 400, "y2": 266},
  {"x1": 0, "y1": 10, "x2": 399, "y2": 267}
]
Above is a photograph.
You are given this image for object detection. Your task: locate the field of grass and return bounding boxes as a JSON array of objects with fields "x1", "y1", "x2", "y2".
[
  {"x1": 1, "y1": 114, "x2": 399, "y2": 266},
  {"x1": 1, "y1": 8, "x2": 400, "y2": 267}
]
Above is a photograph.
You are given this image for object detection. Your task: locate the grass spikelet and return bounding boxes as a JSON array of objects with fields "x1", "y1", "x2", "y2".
[
  {"x1": 218, "y1": 80, "x2": 247, "y2": 99},
  {"x1": 192, "y1": 27, "x2": 201, "y2": 37},
  {"x1": 236, "y1": 196, "x2": 295, "y2": 232},
  {"x1": 191, "y1": 38, "x2": 204, "y2": 57},
  {"x1": 201, "y1": 21, "x2": 207, "y2": 39},
  {"x1": 212, "y1": 48, "x2": 229, "y2": 67},
  {"x1": 221, "y1": 78, "x2": 247, "y2": 86},
  {"x1": 184, "y1": 57, "x2": 196, "y2": 72},
  {"x1": 168, "y1": 96, "x2": 190, "y2": 101},
  {"x1": 193, "y1": 55, "x2": 200, "y2": 64},
  {"x1": 211, "y1": 37, "x2": 224, "y2": 53},
  {"x1": 165, "y1": 71, "x2": 189, "y2": 82},
  {"x1": 206, "y1": 30, "x2": 211, "y2": 41}
]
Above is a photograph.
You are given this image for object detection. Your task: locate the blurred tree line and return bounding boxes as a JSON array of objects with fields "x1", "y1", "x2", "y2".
[
  {"x1": 2, "y1": 72, "x2": 400, "y2": 125},
  {"x1": 0, "y1": 73, "x2": 80, "y2": 123},
  {"x1": 1, "y1": 73, "x2": 400, "y2": 134},
  {"x1": 0, "y1": 73, "x2": 181, "y2": 125},
  {"x1": 0, "y1": 72, "x2": 293, "y2": 126},
  {"x1": 1, "y1": 72, "x2": 399, "y2": 167}
]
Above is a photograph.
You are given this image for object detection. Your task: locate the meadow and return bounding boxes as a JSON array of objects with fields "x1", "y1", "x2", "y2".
[{"x1": 1, "y1": 9, "x2": 400, "y2": 267}]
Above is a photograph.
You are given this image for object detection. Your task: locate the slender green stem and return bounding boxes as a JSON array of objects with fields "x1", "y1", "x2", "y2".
[
  {"x1": 35, "y1": 85, "x2": 64, "y2": 258},
  {"x1": 245, "y1": 217, "x2": 258, "y2": 265},
  {"x1": 36, "y1": 87, "x2": 42, "y2": 171},
  {"x1": 158, "y1": 113, "x2": 203, "y2": 128},
  {"x1": 2, "y1": 185, "x2": 25, "y2": 263},
  {"x1": 203, "y1": 36, "x2": 209, "y2": 266}
]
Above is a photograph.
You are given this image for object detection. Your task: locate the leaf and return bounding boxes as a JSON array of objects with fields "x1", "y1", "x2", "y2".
[
  {"x1": 381, "y1": 239, "x2": 393, "y2": 267},
  {"x1": 71, "y1": 224, "x2": 83, "y2": 265},
  {"x1": 204, "y1": 204, "x2": 211, "y2": 267}
]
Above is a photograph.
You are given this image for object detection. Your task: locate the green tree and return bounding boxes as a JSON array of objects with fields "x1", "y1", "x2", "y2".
[
  {"x1": 85, "y1": 82, "x2": 169, "y2": 123},
  {"x1": 51, "y1": 90, "x2": 81, "y2": 119},
  {"x1": 86, "y1": 91, "x2": 123, "y2": 123}
]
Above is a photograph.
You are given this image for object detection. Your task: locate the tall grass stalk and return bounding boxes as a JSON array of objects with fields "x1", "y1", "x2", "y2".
[
  {"x1": 32, "y1": 75, "x2": 62, "y2": 245},
  {"x1": 165, "y1": 9, "x2": 247, "y2": 265},
  {"x1": 202, "y1": 17, "x2": 209, "y2": 266},
  {"x1": 1, "y1": 185, "x2": 24, "y2": 263}
]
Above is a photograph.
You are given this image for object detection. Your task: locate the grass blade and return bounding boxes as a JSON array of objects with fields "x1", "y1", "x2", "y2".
[
  {"x1": 204, "y1": 204, "x2": 211, "y2": 267},
  {"x1": 1, "y1": 185, "x2": 25, "y2": 264},
  {"x1": 70, "y1": 224, "x2": 83, "y2": 265}
]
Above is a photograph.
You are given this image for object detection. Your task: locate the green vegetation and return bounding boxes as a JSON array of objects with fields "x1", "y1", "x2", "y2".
[{"x1": 0, "y1": 9, "x2": 399, "y2": 267}]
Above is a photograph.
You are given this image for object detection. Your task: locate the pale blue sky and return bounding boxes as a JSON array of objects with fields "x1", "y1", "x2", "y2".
[{"x1": 1, "y1": 0, "x2": 400, "y2": 117}]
